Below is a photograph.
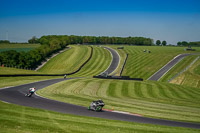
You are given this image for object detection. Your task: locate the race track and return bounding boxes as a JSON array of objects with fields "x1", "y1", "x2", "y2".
[
  {"x1": 103, "y1": 47, "x2": 120, "y2": 75},
  {"x1": 1, "y1": 48, "x2": 200, "y2": 129},
  {"x1": 148, "y1": 54, "x2": 191, "y2": 81},
  {"x1": 1, "y1": 78, "x2": 200, "y2": 129}
]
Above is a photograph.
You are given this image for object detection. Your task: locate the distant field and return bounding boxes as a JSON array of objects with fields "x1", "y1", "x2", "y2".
[
  {"x1": 121, "y1": 46, "x2": 200, "y2": 80},
  {"x1": 38, "y1": 78, "x2": 200, "y2": 123},
  {"x1": 0, "y1": 43, "x2": 40, "y2": 52},
  {"x1": 37, "y1": 45, "x2": 91, "y2": 74}
]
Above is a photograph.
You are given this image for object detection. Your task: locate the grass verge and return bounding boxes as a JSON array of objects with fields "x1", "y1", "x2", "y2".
[
  {"x1": 0, "y1": 76, "x2": 62, "y2": 88},
  {"x1": 0, "y1": 101, "x2": 199, "y2": 133}
]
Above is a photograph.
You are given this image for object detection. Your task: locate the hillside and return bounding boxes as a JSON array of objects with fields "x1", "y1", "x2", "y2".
[{"x1": 120, "y1": 46, "x2": 200, "y2": 79}]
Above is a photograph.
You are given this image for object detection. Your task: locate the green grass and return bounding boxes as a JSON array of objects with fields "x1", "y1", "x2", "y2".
[
  {"x1": 37, "y1": 78, "x2": 200, "y2": 123},
  {"x1": 0, "y1": 43, "x2": 40, "y2": 52},
  {"x1": 37, "y1": 45, "x2": 91, "y2": 74},
  {"x1": 1, "y1": 45, "x2": 200, "y2": 132},
  {"x1": 69, "y1": 46, "x2": 112, "y2": 77},
  {"x1": 160, "y1": 55, "x2": 199, "y2": 82},
  {"x1": 194, "y1": 59, "x2": 200, "y2": 75},
  {"x1": 0, "y1": 76, "x2": 62, "y2": 88},
  {"x1": 0, "y1": 67, "x2": 41, "y2": 75},
  {"x1": 121, "y1": 46, "x2": 200, "y2": 79},
  {"x1": 170, "y1": 56, "x2": 200, "y2": 88},
  {"x1": 1, "y1": 101, "x2": 199, "y2": 133}
]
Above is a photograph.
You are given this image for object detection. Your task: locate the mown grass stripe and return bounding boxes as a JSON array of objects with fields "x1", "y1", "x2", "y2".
[
  {"x1": 155, "y1": 83, "x2": 171, "y2": 99},
  {"x1": 134, "y1": 82, "x2": 144, "y2": 98},
  {"x1": 146, "y1": 84, "x2": 156, "y2": 99},
  {"x1": 121, "y1": 82, "x2": 129, "y2": 97}
]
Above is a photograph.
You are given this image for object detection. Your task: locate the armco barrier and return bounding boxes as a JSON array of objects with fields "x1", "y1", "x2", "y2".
[
  {"x1": 93, "y1": 76, "x2": 143, "y2": 81},
  {"x1": 120, "y1": 53, "x2": 128, "y2": 76},
  {"x1": 0, "y1": 46, "x2": 93, "y2": 77}
]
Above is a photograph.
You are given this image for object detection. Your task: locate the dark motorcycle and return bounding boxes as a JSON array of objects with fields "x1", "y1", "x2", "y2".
[
  {"x1": 25, "y1": 91, "x2": 34, "y2": 97},
  {"x1": 88, "y1": 99, "x2": 105, "y2": 112}
]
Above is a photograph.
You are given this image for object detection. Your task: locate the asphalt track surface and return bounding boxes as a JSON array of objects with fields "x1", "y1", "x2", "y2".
[
  {"x1": 103, "y1": 47, "x2": 120, "y2": 75},
  {"x1": 1, "y1": 49, "x2": 200, "y2": 129},
  {"x1": 148, "y1": 54, "x2": 191, "y2": 81}
]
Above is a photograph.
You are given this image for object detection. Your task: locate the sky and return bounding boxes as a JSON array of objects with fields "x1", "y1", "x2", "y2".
[{"x1": 0, "y1": 0, "x2": 200, "y2": 45}]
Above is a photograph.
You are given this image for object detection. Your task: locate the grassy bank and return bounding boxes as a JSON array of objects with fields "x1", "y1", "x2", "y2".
[
  {"x1": 37, "y1": 45, "x2": 91, "y2": 74},
  {"x1": 170, "y1": 56, "x2": 200, "y2": 88},
  {"x1": 69, "y1": 46, "x2": 112, "y2": 77},
  {"x1": 121, "y1": 46, "x2": 200, "y2": 79},
  {"x1": 0, "y1": 101, "x2": 199, "y2": 133},
  {"x1": 38, "y1": 78, "x2": 200, "y2": 123}
]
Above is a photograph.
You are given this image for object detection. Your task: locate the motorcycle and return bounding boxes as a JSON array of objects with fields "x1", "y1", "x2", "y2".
[
  {"x1": 25, "y1": 91, "x2": 34, "y2": 97},
  {"x1": 88, "y1": 99, "x2": 105, "y2": 112}
]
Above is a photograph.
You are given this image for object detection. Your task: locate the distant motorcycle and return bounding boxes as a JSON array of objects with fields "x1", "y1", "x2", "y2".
[
  {"x1": 25, "y1": 92, "x2": 33, "y2": 97},
  {"x1": 88, "y1": 99, "x2": 105, "y2": 112},
  {"x1": 25, "y1": 87, "x2": 35, "y2": 97}
]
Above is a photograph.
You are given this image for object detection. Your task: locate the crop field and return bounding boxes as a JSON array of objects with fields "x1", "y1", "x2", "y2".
[
  {"x1": 121, "y1": 46, "x2": 200, "y2": 79},
  {"x1": 37, "y1": 45, "x2": 91, "y2": 74},
  {"x1": 38, "y1": 78, "x2": 200, "y2": 123},
  {"x1": 0, "y1": 43, "x2": 40, "y2": 52}
]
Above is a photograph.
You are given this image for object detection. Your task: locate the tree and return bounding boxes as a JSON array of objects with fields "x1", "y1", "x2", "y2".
[
  {"x1": 28, "y1": 36, "x2": 38, "y2": 44},
  {"x1": 181, "y1": 41, "x2": 188, "y2": 46},
  {"x1": 162, "y1": 40, "x2": 167, "y2": 46},
  {"x1": 0, "y1": 40, "x2": 10, "y2": 44},
  {"x1": 156, "y1": 40, "x2": 161, "y2": 46},
  {"x1": 177, "y1": 42, "x2": 182, "y2": 46}
]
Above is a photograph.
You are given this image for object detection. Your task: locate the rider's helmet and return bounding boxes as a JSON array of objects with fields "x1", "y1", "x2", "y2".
[{"x1": 98, "y1": 99, "x2": 102, "y2": 102}]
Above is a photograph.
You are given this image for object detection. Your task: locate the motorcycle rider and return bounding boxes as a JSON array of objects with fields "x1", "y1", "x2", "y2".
[{"x1": 28, "y1": 87, "x2": 36, "y2": 96}]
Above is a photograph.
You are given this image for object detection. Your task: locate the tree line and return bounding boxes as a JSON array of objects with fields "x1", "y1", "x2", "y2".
[
  {"x1": 29, "y1": 35, "x2": 154, "y2": 46},
  {"x1": 0, "y1": 36, "x2": 68, "y2": 69},
  {"x1": 0, "y1": 40, "x2": 10, "y2": 44},
  {"x1": 177, "y1": 41, "x2": 200, "y2": 47},
  {"x1": 0, "y1": 35, "x2": 153, "y2": 69}
]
